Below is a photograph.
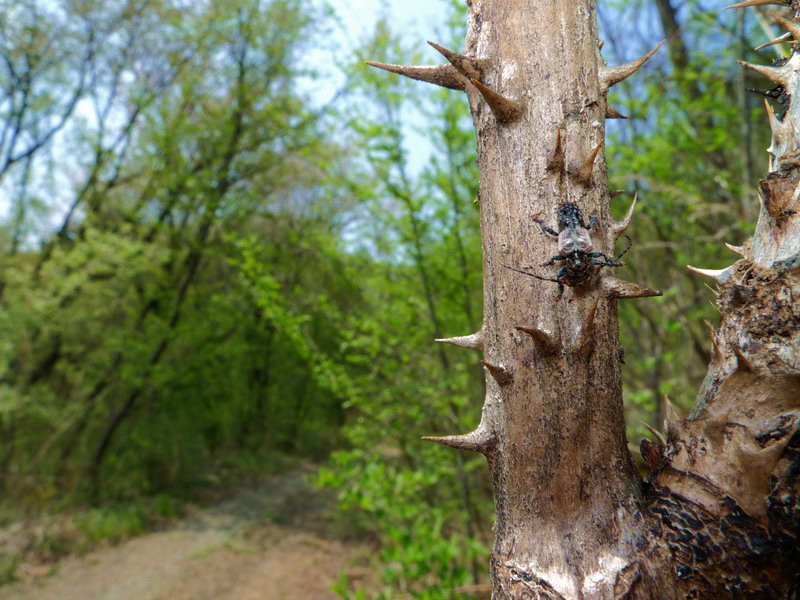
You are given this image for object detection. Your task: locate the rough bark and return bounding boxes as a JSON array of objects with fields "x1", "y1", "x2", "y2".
[{"x1": 369, "y1": 1, "x2": 800, "y2": 598}]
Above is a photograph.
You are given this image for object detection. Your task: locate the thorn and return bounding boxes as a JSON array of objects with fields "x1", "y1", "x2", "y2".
[
  {"x1": 610, "y1": 189, "x2": 626, "y2": 198},
  {"x1": 703, "y1": 319, "x2": 723, "y2": 363},
  {"x1": 769, "y1": 10, "x2": 800, "y2": 41},
  {"x1": 663, "y1": 394, "x2": 682, "y2": 441},
  {"x1": 599, "y1": 40, "x2": 664, "y2": 91},
  {"x1": 612, "y1": 192, "x2": 637, "y2": 240},
  {"x1": 426, "y1": 41, "x2": 484, "y2": 80},
  {"x1": 687, "y1": 265, "x2": 734, "y2": 283},
  {"x1": 606, "y1": 104, "x2": 628, "y2": 119},
  {"x1": 733, "y1": 345, "x2": 755, "y2": 372},
  {"x1": 515, "y1": 326, "x2": 558, "y2": 355},
  {"x1": 640, "y1": 439, "x2": 664, "y2": 472},
  {"x1": 741, "y1": 429, "x2": 795, "y2": 473},
  {"x1": 547, "y1": 128, "x2": 566, "y2": 173},
  {"x1": 726, "y1": 0, "x2": 787, "y2": 7},
  {"x1": 481, "y1": 360, "x2": 513, "y2": 386},
  {"x1": 470, "y1": 79, "x2": 522, "y2": 123},
  {"x1": 602, "y1": 277, "x2": 662, "y2": 300},
  {"x1": 422, "y1": 426, "x2": 494, "y2": 454},
  {"x1": 575, "y1": 140, "x2": 604, "y2": 187},
  {"x1": 754, "y1": 32, "x2": 793, "y2": 51},
  {"x1": 737, "y1": 59, "x2": 790, "y2": 87},
  {"x1": 765, "y1": 97, "x2": 780, "y2": 133},
  {"x1": 702, "y1": 409, "x2": 731, "y2": 444},
  {"x1": 435, "y1": 330, "x2": 484, "y2": 351},
  {"x1": 640, "y1": 421, "x2": 667, "y2": 446},
  {"x1": 572, "y1": 296, "x2": 601, "y2": 356},
  {"x1": 763, "y1": 98, "x2": 795, "y2": 148},
  {"x1": 365, "y1": 61, "x2": 465, "y2": 90},
  {"x1": 703, "y1": 282, "x2": 720, "y2": 297},
  {"x1": 725, "y1": 242, "x2": 747, "y2": 257}
]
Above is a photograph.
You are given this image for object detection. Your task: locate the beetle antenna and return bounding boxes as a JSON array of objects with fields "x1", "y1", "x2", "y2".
[
  {"x1": 615, "y1": 235, "x2": 633, "y2": 260},
  {"x1": 501, "y1": 262, "x2": 561, "y2": 284}
]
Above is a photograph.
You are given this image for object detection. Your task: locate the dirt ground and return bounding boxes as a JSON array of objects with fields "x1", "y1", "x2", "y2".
[{"x1": 0, "y1": 467, "x2": 375, "y2": 600}]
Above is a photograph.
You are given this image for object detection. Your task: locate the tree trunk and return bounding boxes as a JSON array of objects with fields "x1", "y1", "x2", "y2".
[{"x1": 368, "y1": 1, "x2": 800, "y2": 598}]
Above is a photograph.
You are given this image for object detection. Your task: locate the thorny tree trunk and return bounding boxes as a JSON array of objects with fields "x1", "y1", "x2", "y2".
[{"x1": 368, "y1": 0, "x2": 800, "y2": 598}]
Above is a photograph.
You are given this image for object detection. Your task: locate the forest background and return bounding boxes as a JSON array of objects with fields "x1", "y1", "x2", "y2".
[{"x1": 0, "y1": 0, "x2": 780, "y2": 597}]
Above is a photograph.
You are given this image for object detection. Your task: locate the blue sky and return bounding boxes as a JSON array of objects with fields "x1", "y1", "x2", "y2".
[{"x1": 331, "y1": 0, "x2": 448, "y2": 47}]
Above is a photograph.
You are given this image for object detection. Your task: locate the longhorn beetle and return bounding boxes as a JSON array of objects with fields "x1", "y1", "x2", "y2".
[{"x1": 503, "y1": 203, "x2": 631, "y2": 297}]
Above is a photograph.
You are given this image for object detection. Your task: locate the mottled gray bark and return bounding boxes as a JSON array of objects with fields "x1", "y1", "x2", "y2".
[{"x1": 369, "y1": 1, "x2": 800, "y2": 598}]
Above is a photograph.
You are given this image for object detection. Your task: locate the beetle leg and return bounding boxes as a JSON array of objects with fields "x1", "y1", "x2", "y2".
[
  {"x1": 586, "y1": 214, "x2": 598, "y2": 230},
  {"x1": 590, "y1": 258, "x2": 624, "y2": 267},
  {"x1": 541, "y1": 254, "x2": 567, "y2": 267},
  {"x1": 533, "y1": 217, "x2": 559, "y2": 237}
]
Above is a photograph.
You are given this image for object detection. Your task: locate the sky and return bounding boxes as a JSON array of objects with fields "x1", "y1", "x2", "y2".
[
  {"x1": 0, "y1": 0, "x2": 453, "y2": 229},
  {"x1": 321, "y1": 0, "x2": 454, "y2": 175},
  {"x1": 331, "y1": 0, "x2": 449, "y2": 49}
]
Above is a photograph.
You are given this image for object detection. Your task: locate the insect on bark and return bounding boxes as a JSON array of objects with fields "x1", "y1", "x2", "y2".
[{"x1": 503, "y1": 203, "x2": 631, "y2": 297}]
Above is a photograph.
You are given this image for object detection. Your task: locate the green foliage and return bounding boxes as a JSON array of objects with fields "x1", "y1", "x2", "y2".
[
  {"x1": 0, "y1": 0, "x2": 349, "y2": 505},
  {"x1": 0, "y1": 0, "x2": 780, "y2": 597},
  {"x1": 74, "y1": 505, "x2": 148, "y2": 544},
  {"x1": 601, "y1": 1, "x2": 769, "y2": 433}
]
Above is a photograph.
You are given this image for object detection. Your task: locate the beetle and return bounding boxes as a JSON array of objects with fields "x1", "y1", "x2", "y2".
[{"x1": 503, "y1": 203, "x2": 631, "y2": 297}]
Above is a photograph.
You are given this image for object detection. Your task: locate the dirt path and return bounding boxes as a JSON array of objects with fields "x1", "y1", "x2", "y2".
[{"x1": 0, "y1": 467, "x2": 374, "y2": 600}]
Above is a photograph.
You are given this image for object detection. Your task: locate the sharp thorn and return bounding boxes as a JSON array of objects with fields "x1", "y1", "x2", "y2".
[
  {"x1": 481, "y1": 360, "x2": 514, "y2": 386},
  {"x1": 703, "y1": 282, "x2": 721, "y2": 297},
  {"x1": 726, "y1": 0, "x2": 786, "y2": 7},
  {"x1": 762, "y1": 97, "x2": 794, "y2": 145},
  {"x1": 547, "y1": 128, "x2": 566, "y2": 173},
  {"x1": 422, "y1": 426, "x2": 494, "y2": 454},
  {"x1": 606, "y1": 104, "x2": 628, "y2": 119},
  {"x1": 610, "y1": 189, "x2": 626, "y2": 198},
  {"x1": 426, "y1": 41, "x2": 484, "y2": 79},
  {"x1": 725, "y1": 241, "x2": 751, "y2": 260},
  {"x1": 365, "y1": 61, "x2": 465, "y2": 90},
  {"x1": 753, "y1": 430, "x2": 795, "y2": 470},
  {"x1": 469, "y1": 79, "x2": 523, "y2": 123},
  {"x1": 769, "y1": 10, "x2": 800, "y2": 41},
  {"x1": 703, "y1": 319, "x2": 723, "y2": 362},
  {"x1": 737, "y1": 59, "x2": 790, "y2": 87},
  {"x1": 702, "y1": 409, "x2": 731, "y2": 443},
  {"x1": 765, "y1": 97, "x2": 780, "y2": 133},
  {"x1": 663, "y1": 394, "x2": 682, "y2": 441},
  {"x1": 687, "y1": 264, "x2": 734, "y2": 283},
  {"x1": 740, "y1": 426, "x2": 796, "y2": 474},
  {"x1": 754, "y1": 32, "x2": 793, "y2": 51},
  {"x1": 612, "y1": 192, "x2": 637, "y2": 239},
  {"x1": 640, "y1": 421, "x2": 667, "y2": 446},
  {"x1": 575, "y1": 140, "x2": 604, "y2": 187},
  {"x1": 435, "y1": 330, "x2": 484, "y2": 351},
  {"x1": 733, "y1": 345, "x2": 755, "y2": 372},
  {"x1": 515, "y1": 326, "x2": 558, "y2": 355},
  {"x1": 725, "y1": 242, "x2": 747, "y2": 257},
  {"x1": 572, "y1": 295, "x2": 602, "y2": 356},
  {"x1": 599, "y1": 40, "x2": 664, "y2": 91},
  {"x1": 602, "y1": 277, "x2": 662, "y2": 300}
]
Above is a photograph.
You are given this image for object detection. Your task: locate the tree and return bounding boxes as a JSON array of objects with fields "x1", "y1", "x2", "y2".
[
  {"x1": 368, "y1": 0, "x2": 799, "y2": 597},
  {"x1": 0, "y1": 0, "x2": 354, "y2": 502}
]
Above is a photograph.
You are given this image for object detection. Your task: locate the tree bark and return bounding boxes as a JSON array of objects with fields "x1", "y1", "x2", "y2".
[{"x1": 369, "y1": 1, "x2": 800, "y2": 598}]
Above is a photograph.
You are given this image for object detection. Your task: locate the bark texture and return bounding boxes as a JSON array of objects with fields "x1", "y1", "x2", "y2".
[{"x1": 369, "y1": 1, "x2": 800, "y2": 598}]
